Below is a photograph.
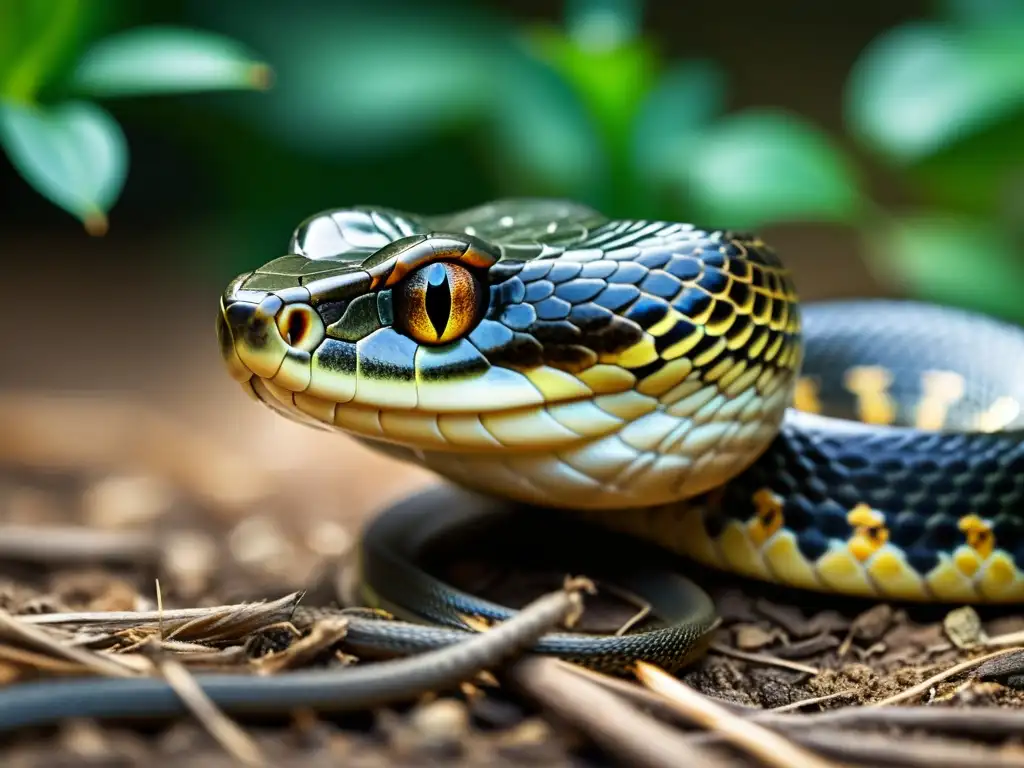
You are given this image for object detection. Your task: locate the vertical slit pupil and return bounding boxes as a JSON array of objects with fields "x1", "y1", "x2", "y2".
[
  {"x1": 424, "y1": 263, "x2": 452, "y2": 338},
  {"x1": 287, "y1": 311, "x2": 307, "y2": 344}
]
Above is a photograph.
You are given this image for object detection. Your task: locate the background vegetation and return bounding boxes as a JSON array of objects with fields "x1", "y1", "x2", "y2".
[{"x1": 4, "y1": 0, "x2": 1024, "y2": 323}]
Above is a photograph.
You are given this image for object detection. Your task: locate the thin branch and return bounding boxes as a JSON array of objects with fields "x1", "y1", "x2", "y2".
[{"x1": 635, "y1": 661, "x2": 841, "y2": 768}]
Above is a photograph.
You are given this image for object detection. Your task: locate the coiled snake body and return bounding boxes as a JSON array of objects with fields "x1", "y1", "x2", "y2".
[{"x1": 218, "y1": 199, "x2": 1024, "y2": 671}]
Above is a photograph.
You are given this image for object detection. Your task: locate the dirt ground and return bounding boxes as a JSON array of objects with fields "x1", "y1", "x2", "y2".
[{"x1": 2, "y1": 234, "x2": 1023, "y2": 767}]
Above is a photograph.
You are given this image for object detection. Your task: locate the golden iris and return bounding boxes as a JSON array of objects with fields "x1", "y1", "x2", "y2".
[{"x1": 395, "y1": 261, "x2": 484, "y2": 344}]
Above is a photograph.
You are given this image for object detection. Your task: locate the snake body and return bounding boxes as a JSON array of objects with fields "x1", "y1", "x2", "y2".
[{"x1": 218, "y1": 199, "x2": 1024, "y2": 669}]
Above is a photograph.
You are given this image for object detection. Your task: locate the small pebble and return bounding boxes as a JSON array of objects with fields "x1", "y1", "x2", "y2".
[
  {"x1": 849, "y1": 603, "x2": 894, "y2": 642},
  {"x1": 944, "y1": 605, "x2": 985, "y2": 648},
  {"x1": 734, "y1": 623, "x2": 776, "y2": 651},
  {"x1": 407, "y1": 698, "x2": 470, "y2": 751}
]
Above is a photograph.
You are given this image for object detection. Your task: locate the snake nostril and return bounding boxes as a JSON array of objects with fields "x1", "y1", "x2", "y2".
[{"x1": 276, "y1": 303, "x2": 325, "y2": 352}]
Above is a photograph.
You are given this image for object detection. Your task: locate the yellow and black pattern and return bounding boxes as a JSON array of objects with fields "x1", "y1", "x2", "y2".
[
  {"x1": 585, "y1": 300, "x2": 1024, "y2": 602},
  {"x1": 219, "y1": 200, "x2": 1024, "y2": 604},
  {"x1": 219, "y1": 200, "x2": 801, "y2": 509}
]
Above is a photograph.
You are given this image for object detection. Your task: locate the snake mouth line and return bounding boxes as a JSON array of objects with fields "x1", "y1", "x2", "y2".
[{"x1": 245, "y1": 375, "x2": 634, "y2": 455}]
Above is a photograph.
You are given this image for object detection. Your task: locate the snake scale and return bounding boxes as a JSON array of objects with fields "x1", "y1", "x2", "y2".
[{"x1": 217, "y1": 198, "x2": 1024, "y2": 672}]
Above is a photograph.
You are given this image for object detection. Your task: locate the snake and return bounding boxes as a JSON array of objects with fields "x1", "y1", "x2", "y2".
[{"x1": 217, "y1": 198, "x2": 1024, "y2": 673}]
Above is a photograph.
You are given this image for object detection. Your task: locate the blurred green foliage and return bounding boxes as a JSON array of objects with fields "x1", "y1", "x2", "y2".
[
  {"x1": 4, "y1": 0, "x2": 1024, "y2": 326},
  {"x1": 0, "y1": 0, "x2": 269, "y2": 233}
]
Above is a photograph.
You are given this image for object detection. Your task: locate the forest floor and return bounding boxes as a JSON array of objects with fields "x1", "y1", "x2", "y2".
[
  {"x1": 1, "y1": 392, "x2": 1024, "y2": 768},
  {"x1": 2, "y1": 241, "x2": 1022, "y2": 767}
]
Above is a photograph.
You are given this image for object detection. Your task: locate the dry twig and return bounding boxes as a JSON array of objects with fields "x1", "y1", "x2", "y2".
[
  {"x1": 506, "y1": 657, "x2": 732, "y2": 768},
  {"x1": 708, "y1": 642, "x2": 819, "y2": 675},
  {"x1": 0, "y1": 611, "x2": 139, "y2": 678},
  {"x1": 153, "y1": 648, "x2": 266, "y2": 767},
  {"x1": 635, "y1": 660, "x2": 840, "y2": 768},
  {"x1": 690, "y1": 725, "x2": 1024, "y2": 768},
  {"x1": 20, "y1": 593, "x2": 304, "y2": 648}
]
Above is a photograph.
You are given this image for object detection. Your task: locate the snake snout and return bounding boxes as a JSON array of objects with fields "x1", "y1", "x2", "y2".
[{"x1": 217, "y1": 285, "x2": 326, "y2": 390}]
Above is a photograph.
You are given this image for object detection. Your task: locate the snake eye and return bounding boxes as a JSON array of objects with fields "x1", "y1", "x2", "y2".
[
  {"x1": 394, "y1": 261, "x2": 486, "y2": 345},
  {"x1": 276, "y1": 303, "x2": 325, "y2": 352}
]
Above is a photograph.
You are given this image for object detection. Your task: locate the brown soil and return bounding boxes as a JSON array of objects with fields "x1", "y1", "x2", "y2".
[{"x1": 1, "y1": 241, "x2": 1022, "y2": 767}]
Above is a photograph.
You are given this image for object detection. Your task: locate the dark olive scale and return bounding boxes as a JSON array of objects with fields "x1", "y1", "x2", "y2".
[
  {"x1": 327, "y1": 293, "x2": 382, "y2": 342},
  {"x1": 317, "y1": 300, "x2": 349, "y2": 326}
]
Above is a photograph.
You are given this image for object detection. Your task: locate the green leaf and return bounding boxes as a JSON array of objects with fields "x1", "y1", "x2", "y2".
[
  {"x1": 845, "y1": 22, "x2": 1024, "y2": 162},
  {"x1": 0, "y1": 99, "x2": 127, "y2": 233},
  {"x1": 1, "y1": 0, "x2": 85, "y2": 102},
  {"x1": 564, "y1": 0, "x2": 643, "y2": 50},
  {"x1": 68, "y1": 25, "x2": 271, "y2": 97},
  {"x1": 528, "y1": 25, "x2": 658, "y2": 163},
  {"x1": 905, "y1": 113, "x2": 1024, "y2": 216},
  {"x1": 485, "y1": 49, "x2": 607, "y2": 205},
  {"x1": 867, "y1": 214, "x2": 1024, "y2": 323},
  {"x1": 632, "y1": 59, "x2": 725, "y2": 183},
  {"x1": 188, "y1": 9, "x2": 506, "y2": 158},
  {"x1": 676, "y1": 109, "x2": 862, "y2": 229},
  {"x1": 938, "y1": 0, "x2": 1024, "y2": 27}
]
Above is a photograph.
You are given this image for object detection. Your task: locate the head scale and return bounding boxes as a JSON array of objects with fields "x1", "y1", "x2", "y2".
[{"x1": 218, "y1": 201, "x2": 802, "y2": 509}]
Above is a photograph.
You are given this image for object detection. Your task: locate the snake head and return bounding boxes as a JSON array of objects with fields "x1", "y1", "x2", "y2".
[{"x1": 218, "y1": 201, "x2": 802, "y2": 509}]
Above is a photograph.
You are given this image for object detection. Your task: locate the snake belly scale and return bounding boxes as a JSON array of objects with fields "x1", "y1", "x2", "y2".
[{"x1": 218, "y1": 199, "x2": 1024, "y2": 668}]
